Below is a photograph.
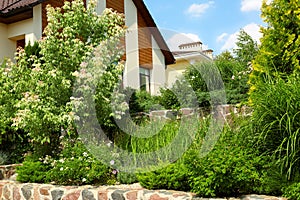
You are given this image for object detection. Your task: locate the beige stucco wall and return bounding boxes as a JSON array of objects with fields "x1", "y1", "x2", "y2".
[
  {"x1": 32, "y1": 4, "x2": 42, "y2": 42},
  {"x1": 166, "y1": 53, "x2": 213, "y2": 87},
  {"x1": 123, "y1": 0, "x2": 139, "y2": 90},
  {"x1": 0, "y1": 5, "x2": 42, "y2": 61},
  {"x1": 0, "y1": 23, "x2": 15, "y2": 62},
  {"x1": 166, "y1": 59, "x2": 190, "y2": 87},
  {"x1": 151, "y1": 35, "x2": 166, "y2": 95},
  {"x1": 96, "y1": 0, "x2": 106, "y2": 14},
  {"x1": 7, "y1": 19, "x2": 33, "y2": 42}
]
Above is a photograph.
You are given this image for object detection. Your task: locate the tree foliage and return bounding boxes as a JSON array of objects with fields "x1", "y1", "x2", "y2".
[
  {"x1": 233, "y1": 29, "x2": 259, "y2": 67},
  {"x1": 248, "y1": 0, "x2": 300, "y2": 180},
  {"x1": 182, "y1": 54, "x2": 251, "y2": 106},
  {"x1": 250, "y1": 0, "x2": 300, "y2": 83},
  {"x1": 0, "y1": 0, "x2": 125, "y2": 157}
]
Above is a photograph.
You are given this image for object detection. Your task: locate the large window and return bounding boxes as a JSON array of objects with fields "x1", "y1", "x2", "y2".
[{"x1": 139, "y1": 67, "x2": 150, "y2": 92}]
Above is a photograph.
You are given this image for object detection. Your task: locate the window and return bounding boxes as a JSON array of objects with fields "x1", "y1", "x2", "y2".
[{"x1": 139, "y1": 67, "x2": 150, "y2": 92}]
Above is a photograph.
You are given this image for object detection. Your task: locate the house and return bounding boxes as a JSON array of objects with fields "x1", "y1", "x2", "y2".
[
  {"x1": 166, "y1": 41, "x2": 213, "y2": 86},
  {"x1": 0, "y1": 0, "x2": 175, "y2": 94}
]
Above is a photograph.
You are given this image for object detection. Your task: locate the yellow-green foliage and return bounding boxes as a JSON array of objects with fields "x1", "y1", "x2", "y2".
[{"x1": 249, "y1": 0, "x2": 300, "y2": 92}]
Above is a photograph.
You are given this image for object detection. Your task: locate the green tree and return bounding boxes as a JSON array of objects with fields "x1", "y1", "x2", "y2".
[
  {"x1": 182, "y1": 56, "x2": 250, "y2": 106},
  {"x1": 215, "y1": 50, "x2": 234, "y2": 61},
  {"x1": 233, "y1": 29, "x2": 258, "y2": 67},
  {"x1": 250, "y1": 0, "x2": 300, "y2": 83},
  {"x1": 0, "y1": 0, "x2": 125, "y2": 157}
]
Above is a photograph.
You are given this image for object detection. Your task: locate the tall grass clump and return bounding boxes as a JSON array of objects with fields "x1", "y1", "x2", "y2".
[
  {"x1": 250, "y1": 75, "x2": 300, "y2": 180},
  {"x1": 115, "y1": 115, "x2": 201, "y2": 171},
  {"x1": 136, "y1": 116, "x2": 210, "y2": 190}
]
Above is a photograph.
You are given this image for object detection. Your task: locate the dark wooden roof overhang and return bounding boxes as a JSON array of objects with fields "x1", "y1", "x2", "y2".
[
  {"x1": 0, "y1": 0, "x2": 46, "y2": 24},
  {"x1": 132, "y1": 0, "x2": 175, "y2": 65}
]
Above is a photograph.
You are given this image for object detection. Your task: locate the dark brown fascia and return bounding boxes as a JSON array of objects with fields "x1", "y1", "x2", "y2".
[
  {"x1": 132, "y1": 0, "x2": 175, "y2": 65},
  {"x1": 0, "y1": 0, "x2": 46, "y2": 24}
]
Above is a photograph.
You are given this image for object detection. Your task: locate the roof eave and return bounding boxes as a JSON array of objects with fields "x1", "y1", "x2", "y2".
[
  {"x1": 0, "y1": 0, "x2": 46, "y2": 17},
  {"x1": 173, "y1": 51, "x2": 213, "y2": 62}
]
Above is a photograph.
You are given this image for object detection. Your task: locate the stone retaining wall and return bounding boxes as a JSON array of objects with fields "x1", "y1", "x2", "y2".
[
  {"x1": 0, "y1": 181, "x2": 288, "y2": 200},
  {"x1": 0, "y1": 181, "x2": 195, "y2": 200},
  {"x1": 0, "y1": 164, "x2": 22, "y2": 180},
  {"x1": 0, "y1": 165, "x2": 287, "y2": 200},
  {"x1": 149, "y1": 105, "x2": 252, "y2": 121}
]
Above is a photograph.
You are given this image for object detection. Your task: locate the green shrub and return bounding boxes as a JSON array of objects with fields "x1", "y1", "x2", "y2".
[
  {"x1": 133, "y1": 89, "x2": 159, "y2": 112},
  {"x1": 16, "y1": 156, "x2": 50, "y2": 183},
  {"x1": 16, "y1": 138, "x2": 117, "y2": 185},
  {"x1": 185, "y1": 123, "x2": 282, "y2": 197},
  {"x1": 23, "y1": 41, "x2": 42, "y2": 67},
  {"x1": 121, "y1": 87, "x2": 159, "y2": 124},
  {"x1": 258, "y1": 163, "x2": 289, "y2": 196},
  {"x1": 158, "y1": 78, "x2": 199, "y2": 109},
  {"x1": 283, "y1": 182, "x2": 300, "y2": 200},
  {"x1": 117, "y1": 171, "x2": 138, "y2": 184},
  {"x1": 158, "y1": 88, "x2": 180, "y2": 109},
  {"x1": 137, "y1": 162, "x2": 190, "y2": 191},
  {"x1": 45, "y1": 139, "x2": 116, "y2": 185}
]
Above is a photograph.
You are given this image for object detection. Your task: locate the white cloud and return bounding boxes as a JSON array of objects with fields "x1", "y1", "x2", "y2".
[
  {"x1": 220, "y1": 33, "x2": 239, "y2": 51},
  {"x1": 241, "y1": 0, "x2": 261, "y2": 12},
  {"x1": 186, "y1": 1, "x2": 214, "y2": 17},
  {"x1": 216, "y1": 33, "x2": 228, "y2": 43},
  {"x1": 219, "y1": 23, "x2": 262, "y2": 51},
  {"x1": 243, "y1": 23, "x2": 262, "y2": 42},
  {"x1": 166, "y1": 33, "x2": 209, "y2": 51}
]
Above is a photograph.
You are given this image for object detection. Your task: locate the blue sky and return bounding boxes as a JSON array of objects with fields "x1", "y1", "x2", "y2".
[{"x1": 143, "y1": 0, "x2": 267, "y2": 55}]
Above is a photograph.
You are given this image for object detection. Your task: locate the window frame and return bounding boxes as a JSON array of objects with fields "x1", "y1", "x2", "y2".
[{"x1": 139, "y1": 67, "x2": 151, "y2": 92}]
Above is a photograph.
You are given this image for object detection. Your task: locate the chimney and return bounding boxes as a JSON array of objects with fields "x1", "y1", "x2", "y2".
[
  {"x1": 202, "y1": 49, "x2": 213, "y2": 59},
  {"x1": 178, "y1": 41, "x2": 202, "y2": 51}
]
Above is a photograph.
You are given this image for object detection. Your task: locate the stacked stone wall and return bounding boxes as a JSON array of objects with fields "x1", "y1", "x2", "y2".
[
  {"x1": 0, "y1": 181, "x2": 288, "y2": 200},
  {"x1": 0, "y1": 165, "x2": 287, "y2": 200},
  {"x1": 149, "y1": 105, "x2": 252, "y2": 121}
]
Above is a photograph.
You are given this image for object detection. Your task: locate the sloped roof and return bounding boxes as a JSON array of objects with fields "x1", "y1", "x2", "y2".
[{"x1": 0, "y1": 0, "x2": 45, "y2": 15}]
